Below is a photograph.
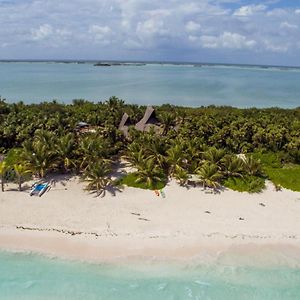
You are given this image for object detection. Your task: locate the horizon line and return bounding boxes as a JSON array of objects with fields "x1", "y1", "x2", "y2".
[{"x1": 0, "y1": 59, "x2": 299, "y2": 69}]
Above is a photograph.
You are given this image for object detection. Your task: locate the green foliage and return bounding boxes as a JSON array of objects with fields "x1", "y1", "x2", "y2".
[
  {"x1": 224, "y1": 176, "x2": 266, "y2": 193},
  {"x1": 252, "y1": 151, "x2": 282, "y2": 168},
  {"x1": 0, "y1": 99, "x2": 299, "y2": 193},
  {"x1": 243, "y1": 155, "x2": 263, "y2": 176},
  {"x1": 13, "y1": 163, "x2": 32, "y2": 191},
  {"x1": 265, "y1": 166, "x2": 300, "y2": 192},
  {"x1": 0, "y1": 160, "x2": 8, "y2": 192},
  {"x1": 4, "y1": 148, "x2": 23, "y2": 165},
  {"x1": 252, "y1": 152, "x2": 300, "y2": 191},
  {"x1": 196, "y1": 163, "x2": 223, "y2": 189},
  {"x1": 83, "y1": 160, "x2": 112, "y2": 196},
  {"x1": 119, "y1": 172, "x2": 166, "y2": 190},
  {"x1": 173, "y1": 165, "x2": 189, "y2": 186}
]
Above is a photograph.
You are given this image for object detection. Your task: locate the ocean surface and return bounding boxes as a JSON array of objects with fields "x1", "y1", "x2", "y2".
[
  {"x1": 1, "y1": 251, "x2": 300, "y2": 300},
  {"x1": 0, "y1": 61, "x2": 300, "y2": 108}
]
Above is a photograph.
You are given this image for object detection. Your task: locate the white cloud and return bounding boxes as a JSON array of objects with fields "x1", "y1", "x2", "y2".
[
  {"x1": 31, "y1": 24, "x2": 53, "y2": 41},
  {"x1": 263, "y1": 41, "x2": 288, "y2": 53},
  {"x1": 136, "y1": 19, "x2": 169, "y2": 39},
  {"x1": 185, "y1": 21, "x2": 201, "y2": 33},
  {"x1": 199, "y1": 32, "x2": 256, "y2": 49},
  {"x1": 234, "y1": 5, "x2": 267, "y2": 17},
  {"x1": 89, "y1": 25, "x2": 113, "y2": 45},
  {"x1": 89, "y1": 25, "x2": 111, "y2": 38},
  {"x1": 280, "y1": 22, "x2": 298, "y2": 30},
  {"x1": 0, "y1": 0, "x2": 299, "y2": 62}
]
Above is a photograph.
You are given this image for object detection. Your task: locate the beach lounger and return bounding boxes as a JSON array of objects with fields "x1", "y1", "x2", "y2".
[
  {"x1": 30, "y1": 182, "x2": 49, "y2": 197},
  {"x1": 154, "y1": 190, "x2": 160, "y2": 196}
]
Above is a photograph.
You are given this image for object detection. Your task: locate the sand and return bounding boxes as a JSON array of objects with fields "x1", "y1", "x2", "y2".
[{"x1": 0, "y1": 175, "x2": 300, "y2": 265}]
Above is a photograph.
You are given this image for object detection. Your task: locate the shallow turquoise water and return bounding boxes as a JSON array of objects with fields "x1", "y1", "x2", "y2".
[
  {"x1": 0, "y1": 62, "x2": 300, "y2": 108},
  {"x1": 0, "y1": 251, "x2": 300, "y2": 299}
]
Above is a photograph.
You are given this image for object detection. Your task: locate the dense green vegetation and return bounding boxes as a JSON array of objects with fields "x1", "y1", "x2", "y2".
[
  {"x1": 252, "y1": 152, "x2": 300, "y2": 191},
  {"x1": 0, "y1": 96, "x2": 299, "y2": 194},
  {"x1": 118, "y1": 173, "x2": 166, "y2": 190},
  {"x1": 223, "y1": 176, "x2": 266, "y2": 193}
]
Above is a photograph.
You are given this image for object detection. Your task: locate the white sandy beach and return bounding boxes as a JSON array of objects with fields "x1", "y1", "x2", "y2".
[{"x1": 0, "y1": 176, "x2": 300, "y2": 265}]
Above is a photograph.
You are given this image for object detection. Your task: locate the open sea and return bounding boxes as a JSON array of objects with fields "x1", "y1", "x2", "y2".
[
  {"x1": 1, "y1": 62, "x2": 300, "y2": 298},
  {"x1": 0, "y1": 251, "x2": 300, "y2": 300},
  {"x1": 0, "y1": 61, "x2": 300, "y2": 108}
]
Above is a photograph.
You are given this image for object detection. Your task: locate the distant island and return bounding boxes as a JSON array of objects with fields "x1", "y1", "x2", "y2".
[{"x1": 1, "y1": 59, "x2": 299, "y2": 70}]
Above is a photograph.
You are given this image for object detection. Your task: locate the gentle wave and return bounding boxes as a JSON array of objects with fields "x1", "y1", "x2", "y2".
[{"x1": 0, "y1": 251, "x2": 300, "y2": 299}]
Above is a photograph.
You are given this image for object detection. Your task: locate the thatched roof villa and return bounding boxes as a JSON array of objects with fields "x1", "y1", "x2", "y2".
[
  {"x1": 118, "y1": 113, "x2": 132, "y2": 138},
  {"x1": 135, "y1": 106, "x2": 161, "y2": 133},
  {"x1": 118, "y1": 106, "x2": 162, "y2": 137}
]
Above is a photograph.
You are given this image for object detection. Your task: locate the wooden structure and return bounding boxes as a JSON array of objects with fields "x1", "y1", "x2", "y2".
[
  {"x1": 135, "y1": 106, "x2": 161, "y2": 133},
  {"x1": 118, "y1": 113, "x2": 132, "y2": 137}
]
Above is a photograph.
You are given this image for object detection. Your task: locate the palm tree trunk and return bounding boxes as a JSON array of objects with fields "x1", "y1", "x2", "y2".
[
  {"x1": 18, "y1": 176, "x2": 22, "y2": 191},
  {"x1": 1, "y1": 176, "x2": 4, "y2": 192}
]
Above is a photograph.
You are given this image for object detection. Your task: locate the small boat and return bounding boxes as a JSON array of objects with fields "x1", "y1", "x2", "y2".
[{"x1": 30, "y1": 182, "x2": 49, "y2": 197}]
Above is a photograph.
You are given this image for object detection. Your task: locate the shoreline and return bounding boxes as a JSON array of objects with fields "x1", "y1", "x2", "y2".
[
  {"x1": 1, "y1": 177, "x2": 300, "y2": 267},
  {"x1": 1, "y1": 226, "x2": 300, "y2": 268}
]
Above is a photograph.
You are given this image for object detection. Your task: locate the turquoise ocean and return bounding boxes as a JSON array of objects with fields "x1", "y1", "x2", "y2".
[
  {"x1": 1, "y1": 251, "x2": 300, "y2": 300},
  {"x1": 0, "y1": 62, "x2": 300, "y2": 108},
  {"x1": 1, "y1": 62, "x2": 300, "y2": 299}
]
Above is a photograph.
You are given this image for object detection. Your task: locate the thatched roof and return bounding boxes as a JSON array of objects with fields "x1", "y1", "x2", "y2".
[
  {"x1": 118, "y1": 113, "x2": 130, "y2": 130},
  {"x1": 118, "y1": 113, "x2": 133, "y2": 137},
  {"x1": 135, "y1": 106, "x2": 160, "y2": 132}
]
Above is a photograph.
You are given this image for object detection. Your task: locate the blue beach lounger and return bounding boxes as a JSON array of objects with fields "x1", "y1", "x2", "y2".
[{"x1": 30, "y1": 182, "x2": 49, "y2": 197}]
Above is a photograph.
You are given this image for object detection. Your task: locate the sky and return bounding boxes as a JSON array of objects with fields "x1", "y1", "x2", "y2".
[{"x1": 1, "y1": 0, "x2": 300, "y2": 65}]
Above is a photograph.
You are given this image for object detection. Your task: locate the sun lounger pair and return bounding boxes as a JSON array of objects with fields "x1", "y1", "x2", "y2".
[{"x1": 30, "y1": 182, "x2": 49, "y2": 197}]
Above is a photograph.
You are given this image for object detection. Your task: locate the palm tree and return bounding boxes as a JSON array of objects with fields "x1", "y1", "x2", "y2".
[
  {"x1": 243, "y1": 156, "x2": 262, "y2": 176},
  {"x1": 173, "y1": 165, "x2": 188, "y2": 186},
  {"x1": 84, "y1": 160, "x2": 112, "y2": 196},
  {"x1": 196, "y1": 163, "x2": 222, "y2": 190},
  {"x1": 159, "y1": 112, "x2": 176, "y2": 135},
  {"x1": 77, "y1": 136, "x2": 109, "y2": 171},
  {"x1": 0, "y1": 160, "x2": 7, "y2": 192},
  {"x1": 220, "y1": 155, "x2": 244, "y2": 178},
  {"x1": 22, "y1": 140, "x2": 56, "y2": 178},
  {"x1": 146, "y1": 138, "x2": 167, "y2": 168},
  {"x1": 135, "y1": 158, "x2": 163, "y2": 188},
  {"x1": 166, "y1": 144, "x2": 185, "y2": 177},
  {"x1": 14, "y1": 163, "x2": 31, "y2": 191},
  {"x1": 203, "y1": 147, "x2": 225, "y2": 167},
  {"x1": 56, "y1": 133, "x2": 76, "y2": 172}
]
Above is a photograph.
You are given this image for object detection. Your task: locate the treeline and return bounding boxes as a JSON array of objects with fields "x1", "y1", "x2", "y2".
[{"x1": 0, "y1": 96, "x2": 299, "y2": 193}]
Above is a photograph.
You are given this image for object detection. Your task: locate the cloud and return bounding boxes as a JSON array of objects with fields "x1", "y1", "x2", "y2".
[
  {"x1": 233, "y1": 5, "x2": 267, "y2": 17},
  {"x1": 280, "y1": 22, "x2": 298, "y2": 30},
  {"x1": 89, "y1": 25, "x2": 113, "y2": 45},
  {"x1": 263, "y1": 41, "x2": 288, "y2": 53},
  {"x1": 31, "y1": 24, "x2": 53, "y2": 41},
  {"x1": 0, "y1": 0, "x2": 300, "y2": 64},
  {"x1": 199, "y1": 32, "x2": 256, "y2": 49},
  {"x1": 185, "y1": 21, "x2": 201, "y2": 33}
]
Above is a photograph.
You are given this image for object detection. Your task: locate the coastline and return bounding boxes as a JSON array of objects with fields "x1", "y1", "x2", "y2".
[
  {"x1": 1, "y1": 177, "x2": 300, "y2": 267},
  {"x1": 1, "y1": 227, "x2": 300, "y2": 268}
]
